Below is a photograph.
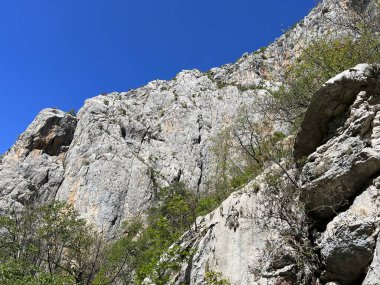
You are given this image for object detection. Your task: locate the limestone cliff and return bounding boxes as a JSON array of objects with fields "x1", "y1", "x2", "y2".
[
  {"x1": 2, "y1": 0, "x2": 375, "y2": 235},
  {"x1": 1, "y1": 1, "x2": 380, "y2": 284},
  {"x1": 170, "y1": 64, "x2": 380, "y2": 285}
]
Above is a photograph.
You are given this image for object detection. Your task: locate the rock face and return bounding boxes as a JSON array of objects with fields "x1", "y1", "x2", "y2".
[
  {"x1": 0, "y1": 109, "x2": 77, "y2": 211},
  {"x1": 55, "y1": 72, "x2": 267, "y2": 234},
  {"x1": 1, "y1": 0, "x2": 380, "y2": 284},
  {"x1": 318, "y1": 177, "x2": 380, "y2": 284},
  {"x1": 171, "y1": 173, "x2": 315, "y2": 285},
  {"x1": 297, "y1": 64, "x2": 380, "y2": 220},
  {"x1": 1, "y1": 0, "x2": 375, "y2": 235},
  {"x1": 170, "y1": 64, "x2": 380, "y2": 284}
]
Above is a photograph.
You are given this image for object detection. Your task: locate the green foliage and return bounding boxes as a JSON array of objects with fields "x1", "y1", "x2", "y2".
[
  {"x1": 230, "y1": 167, "x2": 257, "y2": 189},
  {"x1": 253, "y1": 46, "x2": 267, "y2": 55},
  {"x1": 66, "y1": 109, "x2": 77, "y2": 116},
  {"x1": 205, "y1": 271, "x2": 231, "y2": 285},
  {"x1": 0, "y1": 260, "x2": 74, "y2": 285},
  {"x1": 0, "y1": 202, "x2": 100, "y2": 285},
  {"x1": 209, "y1": 104, "x2": 293, "y2": 196},
  {"x1": 273, "y1": 30, "x2": 380, "y2": 130},
  {"x1": 93, "y1": 220, "x2": 144, "y2": 285},
  {"x1": 132, "y1": 182, "x2": 230, "y2": 284},
  {"x1": 134, "y1": 209, "x2": 188, "y2": 283}
]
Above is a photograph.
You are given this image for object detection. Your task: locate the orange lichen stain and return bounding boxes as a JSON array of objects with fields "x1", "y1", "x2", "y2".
[{"x1": 68, "y1": 179, "x2": 80, "y2": 205}]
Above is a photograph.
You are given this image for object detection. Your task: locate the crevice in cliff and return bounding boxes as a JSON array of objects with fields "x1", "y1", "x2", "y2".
[
  {"x1": 310, "y1": 171, "x2": 379, "y2": 233},
  {"x1": 359, "y1": 231, "x2": 380, "y2": 283},
  {"x1": 307, "y1": 225, "x2": 325, "y2": 280},
  {"x1": 173, "y1": 169, "x2": 182, "y2": 183},
  {"x1": 110, "y1": 216, "x2": 119, "y2": 227},
  {"x1": 307, "y1": 173, "x2": 380, "y2": 283},
  {"x1": 184, "y1": 247, "x2": 196, "y2": 285},
  {"x1": 307, "y1": 152, "x2": 380, "y2": 231},
  {"x1": 195, "y1": 114, "x2": 204, "y2": 193},
  {"x1": 197, "y1": 161, "x2": 203, "y2": 193},
  {"x1": 120, "y1": 125, "x2": 126, "y2": 139}
]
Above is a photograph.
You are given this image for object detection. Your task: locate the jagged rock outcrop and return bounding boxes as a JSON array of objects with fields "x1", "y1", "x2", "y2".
[
  {"x1": 0, "y1": 108, "x2": 77, "y2": 211},
  {"x1": 318, "y1": 177, "x2": 380, "y2": 284},
  {"x1": 297, "y1": 64, "x2": 380, "y2": 220},
  {"x1": 296, "y1": 64, "x2": 380, "y2": 284}
]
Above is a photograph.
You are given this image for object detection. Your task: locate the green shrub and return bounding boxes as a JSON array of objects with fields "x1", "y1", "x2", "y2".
[
  {"x1": 66, "y1": 109, "x2": 77, "y2": 116},
  {"x1": 272, "y1": 30, "x2": 380, "y2": 130},
  {"x1": 0, "y1": 202, "x2": 100, "y2": 285},
  {"x1": 205, "y1": 271, "x2": 231, "y2": 285}
]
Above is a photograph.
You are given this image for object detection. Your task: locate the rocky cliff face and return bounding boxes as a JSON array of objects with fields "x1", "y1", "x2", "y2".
[
  {"x1": 0, "y1": 109, "x2": 76, "y2": 212},
  {"x1": 1, "y1": 0, "x2": 375, "y2": 235},
  {"x1": 169, "y1": 64, "x2": 380, "y2": 285},
  {"x1": 1, "y1": 0, "x2": 380, "y2": 284}
]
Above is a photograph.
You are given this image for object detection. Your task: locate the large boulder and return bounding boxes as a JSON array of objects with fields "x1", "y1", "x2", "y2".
[{"x1": 297, "y1": 64, "x2": 380, "y2": 219}]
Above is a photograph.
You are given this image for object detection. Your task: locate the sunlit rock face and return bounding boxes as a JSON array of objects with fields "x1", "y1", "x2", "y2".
[
  {"x1": 171, "y1": 64, "x2": 380, "y2": 284},
  {"x1": 1, "y1": 1, "x2": 380, "y2": 284},
  {"x1": 0, "y1": 108, "x2": 77, "y2": 211},
  {"x1": 55, "y1": 72, "x2": 267, "y2": 235}
]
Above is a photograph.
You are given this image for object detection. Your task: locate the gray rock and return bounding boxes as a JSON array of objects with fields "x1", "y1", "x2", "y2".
[
  {"x1": 299, "y1": 64, "x2": 380, "y2": 219},
  {"x1": 318, "y1": 177, "x2": 380, "y2": 284},
  {"x1": 54, "y1": 71, "x2": 269, "y2": 236},
  {"x1": 0, "y1": 108, "x2": 77, "y2": 210},
  {"x1": 168, "y1": 168, "x2": 315, "y2": 285},
  {"x1": 363, "y1": 237, "x2": 380, "y2": 285},
  {"x1": 295, "y1": 64, "x2": 380, "y2": 160}
]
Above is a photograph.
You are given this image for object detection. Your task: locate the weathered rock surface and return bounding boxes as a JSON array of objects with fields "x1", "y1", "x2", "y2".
[
  {"x1": 318, "y1": 177, "x2": 380, "y2": 284},
  {"x1": 54, "y1": 72, "x2": 268, "y2": 235},
  {"x1": 0, "y1": 108, "x2": 77, "y2": 210},
  {"x1": 169, "y1": 64, "x2": 380, "y2": 284},
  {"x1": 295, "y1": 64, "x2": 380, "y2": 283},
  {"x1": 170, "y1": 174, "x2": 312, "y2": 285},
  {"x1": 363, "y1": 237, "x2": 380, "y2": 284},
  {"x1": 297, "y1": 64, "x2": 380, "y2": 219},
  {"x1": 1, "y1": 0, "x2": 380, "y2": 284}
]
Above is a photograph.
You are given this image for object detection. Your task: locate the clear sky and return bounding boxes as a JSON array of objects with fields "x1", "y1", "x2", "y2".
[{"x1": 0, "y1": 0, "x2": 316, "y2": 154}]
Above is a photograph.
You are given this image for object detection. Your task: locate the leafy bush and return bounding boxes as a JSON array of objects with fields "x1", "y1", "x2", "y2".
[
  {"x1": 272, "y1": 30, "x2": 380, "y2": 130},
  {"x1": 0, "y1": 202, "x2": 101, "y2": 285},
  {"x1": 205, "y1": 271, "x2": 231, "y2": 285}
]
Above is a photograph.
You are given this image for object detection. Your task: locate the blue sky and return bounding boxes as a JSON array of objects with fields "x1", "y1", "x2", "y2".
[{"x1": 0, "y1": 0, "x2": 316, "y2": 153}]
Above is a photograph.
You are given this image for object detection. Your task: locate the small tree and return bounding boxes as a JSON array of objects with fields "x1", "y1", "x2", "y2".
[{"x1": 0, "y1": 202, "x2": 103, "y2": 285}]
